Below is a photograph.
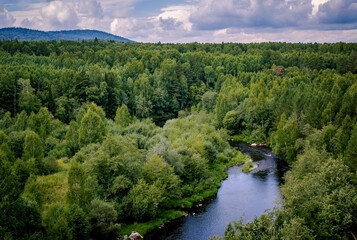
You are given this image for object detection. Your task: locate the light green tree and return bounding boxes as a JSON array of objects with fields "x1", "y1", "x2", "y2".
[
  {"x1": 143, "y1": 154, "x2": 181, "y2": 198},
  {"x1": 272, "y1": 113, "x2": 299, "y2": 163},
  {"x1": 14, "y1": 110, "x2": 28, "y2": 131},
  {"x1": 114, "y1": 104, "x2": 131, "y2": 128},
  {"x1": 79, "y1": 108, "x2": 105, "y2": 147},
  {"x1": 18, "y1": 78, "x2": 40, "y2": 114},
  {"x1": 67, "y1": 160, "x2": 92, "y2": 209},
  {"x1": 125, "y1": 179, "x2": 164, "y2": 221},
  {"x1": 23, "y1": 130, "x2": 43, "y2": 161}
]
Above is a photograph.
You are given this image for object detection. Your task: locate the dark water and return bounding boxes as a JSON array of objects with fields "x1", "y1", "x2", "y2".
[{"x1": 146, "y1": 141, "x2": 285, "y2": 240}]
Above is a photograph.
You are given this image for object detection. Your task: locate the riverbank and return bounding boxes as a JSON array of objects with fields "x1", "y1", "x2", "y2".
[
  {"x1": 119, "y1": 150, "x2": 249, "y2": 238},
  {"x1": 230, "y1": 134, "x2": 270, "y2": 146},
  {"x1": 145, "y1": 141, "x2": 284, "y2": 239}
]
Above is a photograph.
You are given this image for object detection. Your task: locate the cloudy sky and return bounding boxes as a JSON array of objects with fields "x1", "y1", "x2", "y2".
[{"x1": 1, "y1": 0, "x2": 357, "y2": 43}]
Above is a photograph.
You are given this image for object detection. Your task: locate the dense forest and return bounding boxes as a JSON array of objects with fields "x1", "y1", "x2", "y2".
[{"x1": 0, "y1": 40, "x2": 356, "y2": 240}]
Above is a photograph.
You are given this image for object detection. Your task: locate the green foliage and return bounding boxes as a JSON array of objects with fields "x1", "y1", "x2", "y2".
[
  {"x1": 120, "y1": 210, "x2": 184, "y2": 236},
  {"x1": 14, "y1": 110, "x2": 28, "y2": 131},
  {"x1": 78, "y1": 105, "x2": 105, "y2": 147},
  {"x1": 65, "y1": 121, "x2": 80, "y2": 156},
  {"x1": 344, "y1": 123, "x2": 357, "y2": 173},
  {"x1": 223, "y1": 110, "x2": 241, "y2": 134},
  {"x1": 67, "y1": 160, "x2": 93, "y2": 209},
  {"x1": 43, "y1": 203, "x2": 90, "y2": 240},
  {"x1": 18, "y1": 78, "x2": 40, "y2": 115},
  {"x1": 201, "y1": 91, "x2": 218, "y2": 113},
  {"x1": 282, "y1": 149, "x2": 357, "y2": 239},
  {"x1": 115, "y1": 104, "x2": 132, "y2": 128},
  {"x1": 88, "y1": 199, "x2": 120, "y2": 240},
  {"x1": 23, "y1": 130, "x2": 43, "y2": 161},
  {"x1": 334, "y1": 115, "x2": 352, "y2": 155},
  {"x1": 0, "y1": 40, "x2": 357, "y2": 239},
  {"x1": 143, "y1": 154, "x2": 181, "y2": 198},
  {"x1": 124, "y1": 179, "x2": 164, "y2": 222},
  {"x1": 241, "y1": 161, "x2": 254, "y2": 173},
  {"x1": 272, "y1": 113, "x2": 299, "y2": 163}
]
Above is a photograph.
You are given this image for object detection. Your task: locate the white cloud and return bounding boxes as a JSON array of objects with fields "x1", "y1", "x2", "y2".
[
  {"x1": 110, "y1": 17, "x2": 137, "y2": 36},
  {"x1": 156, "y1": 5, "x2": 196, "y2": 31},
  {"x1": 40, "y1": 1, "x2": 79, "y2": 30},
  {"x1": 311, "y1": 0, "x2": 329, "y2": 15},
  {"x1": 0, "y1": 4, "x2": 15, "y2": 27},
  {"x1": 16, "y1": 0, "x2": 108, "y2": 31}
]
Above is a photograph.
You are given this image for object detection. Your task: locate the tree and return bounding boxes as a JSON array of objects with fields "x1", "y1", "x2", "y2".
[
  {"x1": 79, "y1": 107, "x2": 105, "y2": 147},
  {"x1": 282, "y1": 149, "x2": 357, "y2": 239},
  {"x1": 67, "y1": 160, "x2": 92, "y2": 209},
  {"x1": 43, "y1": 203, "x2": 90, "y2": 240},
  {"x1": 321, "y1": 101, "x2": 334, "y2": 125},
  {"x1": 37, "y1": 107, "x2": 52, "y2": 142},
  {"x1": 66, "y1": 121, "x2": 80, "y2": 156},
  {"x1": 114, "y1": 104, "x2": 131, "y2": 128},
  {"x1": 272, "y1": 113, "x2": 299, "y2": 163},
  {"x1": 201, "y1": 91, "x2": 218, "y2": 113},
  {"x1": 14, "y1": 110, "x2": 28, "y2": 131},
  {"x1": 88, "y1": 199, "x2": 120, "y2": 240},
  {"x1": 143, "y1": 154, "x2": 181, "y2": 198},
  {"x1": 124, "y1": 179, "x2": 164, "y2": 221},
  {"x1": 204, "y1": 65, "x2": 215, "y2": 88},
  {"x1": 18, "y1": 78, "x2": 40, "y2": 114},
  {"x1": 48, "y1": 85, "x2": 56, "y2": 114},
  {"x1": 334, "y1": 115, "x2": 352, "y2": 155},
  {"x1": 23, "y1": 130, "x2": 43, "y2": 161},
  {"x1": 223, "y1": 110, "x2": 241, "y2": 134},
  {"x1": 1, "y1": 111, "x2": 13, "y2": 129},
  {"x1": 344, "y1": 123, "x2": 357, "y2": 173}
]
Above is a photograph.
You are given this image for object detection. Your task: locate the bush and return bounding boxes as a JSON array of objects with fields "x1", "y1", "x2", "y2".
[{"x1": 242, "y1": 161, "x2": 254, "y2": 173}]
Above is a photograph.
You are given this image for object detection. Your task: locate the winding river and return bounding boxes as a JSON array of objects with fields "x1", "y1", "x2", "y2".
[{"x1": 146, "y1": 141, "x2": 286, "y2": 240}]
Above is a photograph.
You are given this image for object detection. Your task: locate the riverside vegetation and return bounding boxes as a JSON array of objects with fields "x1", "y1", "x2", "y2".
[{"x1": 0, "y1": 40, "x2": 356, "y2": 239}]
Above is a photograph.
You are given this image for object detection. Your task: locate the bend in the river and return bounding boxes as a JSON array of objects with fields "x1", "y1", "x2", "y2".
[{"x1": 146, "y1": 141, "x2": 286, "y2": 240}]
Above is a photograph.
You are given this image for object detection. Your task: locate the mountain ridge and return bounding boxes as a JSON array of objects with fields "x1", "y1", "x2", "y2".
[{"x1": 0, "y1": 27, "x2": 134, "y2": 42}]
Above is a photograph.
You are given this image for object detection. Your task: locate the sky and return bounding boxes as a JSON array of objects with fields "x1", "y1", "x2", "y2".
[{"x1": 1, "y1": 0, "x2": 357, "y2": 43}]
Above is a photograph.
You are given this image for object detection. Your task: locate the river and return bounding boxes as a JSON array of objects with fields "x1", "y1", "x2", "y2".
[{"x1": 146, "y1": 141, "x2": 286, "y2": 240}]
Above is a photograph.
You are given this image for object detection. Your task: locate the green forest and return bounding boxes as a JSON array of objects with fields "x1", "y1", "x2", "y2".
[{"x1": 0, "y1": 40, "x2": 356, "y2": 240}]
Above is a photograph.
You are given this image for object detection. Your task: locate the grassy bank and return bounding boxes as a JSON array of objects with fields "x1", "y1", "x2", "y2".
[{"x1": 120, "y1": 210, "x2": 185, "y2": 237}]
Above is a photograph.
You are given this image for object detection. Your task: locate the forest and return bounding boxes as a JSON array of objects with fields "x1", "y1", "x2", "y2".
[{"x1": 0, "y1": 40, "x2": 356, "y2": 240}]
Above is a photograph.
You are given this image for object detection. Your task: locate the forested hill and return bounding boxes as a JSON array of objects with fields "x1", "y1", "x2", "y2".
[
  {"x1": 0, "y1": 40, "x2": 356, "y2": 240},
  {"x1": 0, "y1": 27, "x2": 134, "y2": 42}
]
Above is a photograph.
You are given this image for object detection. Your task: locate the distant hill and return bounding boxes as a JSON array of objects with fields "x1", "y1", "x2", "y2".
[{"x1": 0, "y1": 27, "x2": 134, "y2": 42}]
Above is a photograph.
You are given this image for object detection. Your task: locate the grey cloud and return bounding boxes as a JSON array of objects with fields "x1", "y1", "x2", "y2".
[
  {"x1": 189, "y1": 0, "x2": 357, "y2": 31},
  {"x1": 0, "y1": 4, "x2": 15, "y2": 27},
  {"x1": 159, "y1": 17, "x2": 183, "y2": 31},
  {"x1": 317, "y1": 0, "x2": 357, "y2": 25},
  {"x1": 190, "y1": 0, "x2": 312, "y2": 30},
  {"x1": 77, "y1": 0, "x2": 103, "y2": 19}
]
